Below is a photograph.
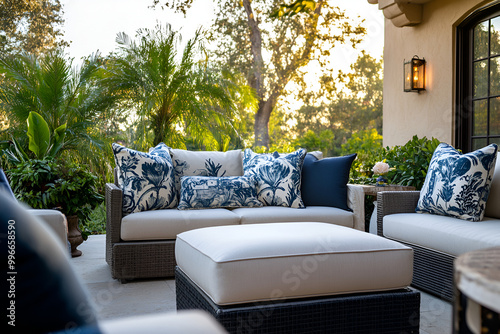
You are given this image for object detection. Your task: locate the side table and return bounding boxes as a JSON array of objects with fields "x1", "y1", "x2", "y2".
[
  {"x1": 358, "y1": 185, "x2": 416, "y2": 233},
  {"x1": 454, "y1": 247, "x2": 500, "y2": 334}
]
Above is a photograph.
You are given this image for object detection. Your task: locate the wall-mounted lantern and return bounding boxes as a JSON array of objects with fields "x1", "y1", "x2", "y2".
[{"x1": 404, "y1": 56, "x2": 426, "y2": 92}]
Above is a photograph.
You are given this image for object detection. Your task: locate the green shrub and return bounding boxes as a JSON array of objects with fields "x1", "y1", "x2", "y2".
[
  {"x1": 384, "y1": 136, "x2": 440, "y2": 190},
  {"x1": 7, "y1": 159, "x2": 103, "y2": 239},
  {"x1": 84, "y1": 202, "x2": 106, "y2": 235},
  {"x1": 341, "y1": 129, "x2": 384, "y2": 181}
]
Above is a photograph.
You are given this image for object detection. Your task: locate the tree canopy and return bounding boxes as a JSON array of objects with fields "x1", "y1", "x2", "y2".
[
  {"x1": 153, "y1": 0, "x2": 366, "y2": 148},
  {"x1": 0, "y1": 0, "x2": 66, "y2": 55}
]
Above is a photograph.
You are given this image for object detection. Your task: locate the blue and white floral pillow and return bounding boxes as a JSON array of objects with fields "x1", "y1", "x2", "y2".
[
  {"x1": 416, "y1": 143, "x2": 498, "y2": 221},
  {"x1": 113, "y1": 143, "x2": 177, "y2": 213},
  {"x1": 243, "y1": 148, "x2": 307, "y2": 208},
  {"x1": 177, "y1": 176, "x2": 263, "y2": 210}
]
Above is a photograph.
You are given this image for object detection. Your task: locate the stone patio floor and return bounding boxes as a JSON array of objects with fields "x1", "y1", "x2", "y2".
[{"x1": 70, "y1": 235, "x2": 453, "y2": 334}]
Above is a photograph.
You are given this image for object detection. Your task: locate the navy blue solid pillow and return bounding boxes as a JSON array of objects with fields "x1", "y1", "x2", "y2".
[
  {"x1": 301, "y1": 153, "x2": 357, "y2": 210},
  {"x1": 0, "y1": 192, "x2": 99, "y2": 333}
]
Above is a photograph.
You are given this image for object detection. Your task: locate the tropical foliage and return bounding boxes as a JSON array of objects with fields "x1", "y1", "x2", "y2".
[
  {"x1": 104, "y1": 24, "x2": 245, "y2": 150},
  {"x1": 0, "y1": 51, "x2": 118, "y2": 166}
]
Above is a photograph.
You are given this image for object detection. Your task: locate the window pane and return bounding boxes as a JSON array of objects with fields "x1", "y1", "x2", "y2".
[
  {"x1": 472, "y1": 138, "x2": 488, "y2": 150},
  {"x1": 491, "y1": 137, "x2": 500, "y2": 146},
  {"x1": 490, "y1": 97, "x2": 500, "y2": 135},
  {"x1": 474, "y1": 99, "x2": 488, "y2": 136},
  {"x1": 474, "y1": 20, "x2": 489, "y2": 60},
  {"x1": 491, "y1": 57, "x2": 500, "y2": 95},
  {"x1": 474, "y1": 60, "x2": 488, "y2": 98},
  {"x1": 491, "y1": 16, "x2": 500, "y2": 56}
]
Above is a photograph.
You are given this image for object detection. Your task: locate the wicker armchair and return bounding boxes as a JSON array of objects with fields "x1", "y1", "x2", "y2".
[{"x1": 376, "y1": 191, "x2": 455, "y2": 301}]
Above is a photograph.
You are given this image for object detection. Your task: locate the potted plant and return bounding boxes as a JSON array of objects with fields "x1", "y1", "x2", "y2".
[
  {"x1": 2, "y1": 111, "x2": 103, "y2": 257},
  {"x1": 7, "y1": 159, "x2": 103, "y2": 256}
]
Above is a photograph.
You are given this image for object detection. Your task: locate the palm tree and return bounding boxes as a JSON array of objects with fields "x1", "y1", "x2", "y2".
[
  {"x1": 105, "y1": 24, "x2": 240, "y2": 150},
  {"x1": 0, "y1": 51, "x2": 118, "y2": 162}
]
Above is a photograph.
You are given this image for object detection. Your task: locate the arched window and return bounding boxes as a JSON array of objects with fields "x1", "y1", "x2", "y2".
[{"x1": 457, "y1": 1, "x2": 500, "y2": 152}]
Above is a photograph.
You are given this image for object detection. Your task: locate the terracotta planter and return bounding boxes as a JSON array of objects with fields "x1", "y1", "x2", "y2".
[{"x1": 67, "y1": 215, "x2": 83, "y2": 257}]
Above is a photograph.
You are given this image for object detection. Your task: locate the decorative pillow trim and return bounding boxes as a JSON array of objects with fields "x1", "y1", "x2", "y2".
[
  {"x1": 112, "y1": 143, "x2": 177, "y2": 213},
  {"x1": 416, "y1": 143, "x2": 498, "y2": 221},
  {"x1": 243, "y1": 148, "x2": 307, "y2": 208},
  {"x1": 177, "y1": 176, "x2": 263, "y2": 210}
]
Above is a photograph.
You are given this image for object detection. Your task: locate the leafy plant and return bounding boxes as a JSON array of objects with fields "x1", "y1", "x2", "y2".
[
  {"x1": 105, "y1": 24, "x2": 239, "y2": 150},
  {"x1": 82, "y1": 202, "x2": 107, "y2": 236},
  {"x1": 3, "y1": 112, "x2": 67, "y2": 164},
  {"x1": 384, "y1": 136, "x2": 441, "y2": 190},
  {"x1": 341, "y1": 129, "x2": 384, "y2": 180},
  {"x1": 0, "y1": 51, "x2": 117, "y2": 163},
  {"x1": 7, "y1": 159, "x2": 103, "y2": 239}
]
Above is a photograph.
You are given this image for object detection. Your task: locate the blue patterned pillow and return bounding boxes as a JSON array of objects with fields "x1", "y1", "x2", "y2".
[
  {"x1": 177, "y1": 176, "x2": 263, "y2": 209},
  {"x1": 113, "y1": 143, "x2": 177, "y2": 213},
  {"x1": 243, "y1": 148, "x2": 307, "y2": 208},
  {"x1": 416, "y1": 143, "x2": 498, "y2": 221}
]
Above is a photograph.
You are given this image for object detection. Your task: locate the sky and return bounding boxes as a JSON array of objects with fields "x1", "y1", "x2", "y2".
[{"x1": 61, "y1": 0, "x2": 385, "y2": 73}]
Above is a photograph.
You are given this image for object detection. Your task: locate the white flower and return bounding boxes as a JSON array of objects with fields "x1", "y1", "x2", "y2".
[{"x1": 372, "y1": 161, "x2": 390, "y2": 175}]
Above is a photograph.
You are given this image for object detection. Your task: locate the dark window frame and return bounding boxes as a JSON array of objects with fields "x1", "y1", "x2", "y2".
[{"x1": 456, "y1": 1, "x2": 500, "y2": 152}]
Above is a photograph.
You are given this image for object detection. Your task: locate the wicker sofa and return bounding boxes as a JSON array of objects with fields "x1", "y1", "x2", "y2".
[
  {"x1": 376, "y1": 155, "x2": 500, "y2": 301},
  {"x1": 106, "y1": 149, "x2": 366, "y2": 282}
]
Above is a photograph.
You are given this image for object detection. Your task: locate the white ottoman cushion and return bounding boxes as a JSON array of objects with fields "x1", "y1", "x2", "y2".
[{"x1": 175, "y1": 222, "x2": 413, "y2": 305}]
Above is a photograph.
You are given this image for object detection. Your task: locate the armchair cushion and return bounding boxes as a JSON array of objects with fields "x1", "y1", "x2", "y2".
[
  {"x1": 383, "y1": 213, "x2": 500, "y2": 256},
  {"x1": 416, "y1": 143, "x2": 498, "y2": 221}
]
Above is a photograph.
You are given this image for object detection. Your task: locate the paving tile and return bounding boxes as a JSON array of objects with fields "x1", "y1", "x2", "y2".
[{"x1": 85, "y1": 280, "x2": 177, "y2": 320}]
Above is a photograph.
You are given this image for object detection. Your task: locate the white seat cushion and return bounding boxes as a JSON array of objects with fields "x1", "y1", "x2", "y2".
[
  {"x1": 383, "y1": 213, "x2": 500, "y2": 256},
  {"x1": 176, "y1": 222, "x2": 413, "y2": 305},
  {"x1": 121, "y1": 209, "x2": 240, "y2": 241},
  {"x1": 231, "y1": 206, "x2": 353, "y2": 228}
]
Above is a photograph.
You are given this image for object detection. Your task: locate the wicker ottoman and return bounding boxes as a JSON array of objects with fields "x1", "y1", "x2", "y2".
[{"x1": 175, "y1": 222, "x2": 420, "y2": 333}]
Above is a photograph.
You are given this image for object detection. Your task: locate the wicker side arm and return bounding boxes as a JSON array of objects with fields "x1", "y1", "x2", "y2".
[
  {"x1": 376, "y1": 191, "x2": 420, "y2": 237},
  {"x1": 106, "y1": 183, "x2": 123, "y2": 265}
]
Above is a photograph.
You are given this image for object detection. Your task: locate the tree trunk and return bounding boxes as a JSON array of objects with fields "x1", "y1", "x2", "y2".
[{"x1": 254, "y1": 100, "x2": 272, "y2": 147}]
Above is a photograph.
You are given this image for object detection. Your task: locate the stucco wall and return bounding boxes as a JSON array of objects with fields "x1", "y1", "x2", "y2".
[{"x1": 382, "y1": 0, "x2": 493, "y2": 147}]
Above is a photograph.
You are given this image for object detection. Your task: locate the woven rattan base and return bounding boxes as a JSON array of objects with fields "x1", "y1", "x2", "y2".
[
  {"x1": 111, "y1": 241, "x2": 176, "y2": 281},
  {"x1": 390, "y1": 238, "x2": 455, "y2": 302},
  {"x1": 175, "y1": 267, "x2": 420, "y2": 334}
]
